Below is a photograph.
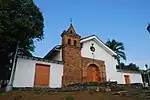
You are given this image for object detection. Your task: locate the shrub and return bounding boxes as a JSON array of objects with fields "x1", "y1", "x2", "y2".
[{"x1": 65, "y1": 95, "x2": 74, "y2": 100}]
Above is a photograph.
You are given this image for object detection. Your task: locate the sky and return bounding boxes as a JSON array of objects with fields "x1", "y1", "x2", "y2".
[{"x1": 33, "y1": 0, "x2": 150, "y2": 69}]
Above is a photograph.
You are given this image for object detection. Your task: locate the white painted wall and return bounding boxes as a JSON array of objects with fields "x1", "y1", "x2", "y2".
[
  {"x1": 116, "y1": 71, "x2": 143, "y2": 84},
  {"x1": 81, "y1": 39, "x2": 119, "y2": 82},
  {"x1": 50, "y1": 63, "x2": 63, "y2": 87},
  {"x1": 13, "y1": 58, "x2": 63, "y2": 88},
  {"x1": 81, "y1": 39, "x2": 143, "y2": 84}
]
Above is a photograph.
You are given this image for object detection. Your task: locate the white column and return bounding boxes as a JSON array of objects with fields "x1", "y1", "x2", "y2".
[{"x1": 6, "y1": 42, "x2": 19, "y2": 92}]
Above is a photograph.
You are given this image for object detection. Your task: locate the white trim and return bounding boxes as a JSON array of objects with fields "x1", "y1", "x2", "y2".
[{"x1": 80, "y1": 35, "x2": 117, "y2": 56}]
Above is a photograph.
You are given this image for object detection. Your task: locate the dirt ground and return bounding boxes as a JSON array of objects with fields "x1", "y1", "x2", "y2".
[{"x1": 0, "y1": 91, "x2": 139, "y2": 100}]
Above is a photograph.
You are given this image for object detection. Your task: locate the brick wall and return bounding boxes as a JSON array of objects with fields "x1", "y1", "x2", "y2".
[
  {"x1": 61, "y1": 30, "x2": 82, "y2": 86},
  {"x1": 62, "y1": 45, "x2": 82, "y2": 86},
  {"x1": 61, "y1": 24, "x2": 107, "y2": 86},
  {"x1": 81, "y1": 57, "x2": 107, "y2": 83}
]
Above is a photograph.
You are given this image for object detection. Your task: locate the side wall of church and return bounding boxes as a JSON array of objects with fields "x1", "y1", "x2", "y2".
[{"x1": 13, "y1": 58, "x2": 63, "y2": 88}]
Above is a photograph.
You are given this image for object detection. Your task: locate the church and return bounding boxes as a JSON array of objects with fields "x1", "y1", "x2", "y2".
[{"x1": 12, "y1": 24, "x2": 143, "y2": 88}]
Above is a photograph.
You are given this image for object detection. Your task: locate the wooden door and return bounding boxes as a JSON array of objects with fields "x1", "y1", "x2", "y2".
[
  {"x1": 93, "y1": 67, "x2": 99, "y2": 82},
  {"x1": 87, "y1": 66, "x2": 93, "y2": 82},
  {"x1": 34, "y1": 64, "x2": 50, "y2": 87},
  {"x1": 124, "y1": 75, "x2": 130, "y2": 86},
  {"x1": 87, "y1": 64, "x2": 99, "y2": 82}
]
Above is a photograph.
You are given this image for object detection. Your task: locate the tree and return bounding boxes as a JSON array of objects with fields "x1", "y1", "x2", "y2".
[
  {"x1": 116, "y1": 62, "x2": 140, "y2": 71},
  {"x1": 0, "y1": 0, "x2": 44, "y2": 80},
  {"x1": 106, "y1": 39, "x2": 126, "y2": 64}
]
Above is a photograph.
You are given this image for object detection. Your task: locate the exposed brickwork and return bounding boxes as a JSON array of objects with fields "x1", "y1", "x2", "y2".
[
  {"x1": 81, "y1": 57, "x2": 107, "y2": 83},
  {"x1": 62, "y1": 45, "x2": 82, "y2": 86},
  {"x1": 61, "y1": 25, "x2": 82, "y2": 86},
  {"x1": 61, "y1": 24, "x2": 107, "y2": 86}
]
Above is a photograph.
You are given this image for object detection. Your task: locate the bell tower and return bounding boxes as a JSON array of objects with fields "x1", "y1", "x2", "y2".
[{"x1": 61, "y1": 24, "x2": 82, "y2": 86}]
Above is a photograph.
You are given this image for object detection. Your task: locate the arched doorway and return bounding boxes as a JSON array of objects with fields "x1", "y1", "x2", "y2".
[{"x1": 87, "y1": 64, "x2": 100, "y2": 82}]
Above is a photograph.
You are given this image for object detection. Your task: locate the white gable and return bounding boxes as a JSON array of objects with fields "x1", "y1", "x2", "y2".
[
  {"x1": 81, "y1": 35, "x2": 117, "y2": 56},
  {"x1": 81, "y1": 39, "x2": 115, "y2": 61}
]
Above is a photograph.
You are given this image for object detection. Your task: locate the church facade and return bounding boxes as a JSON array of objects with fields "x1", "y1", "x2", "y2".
[{"x1": 12, "y1": 24, "x2": 143, "y2": 88}]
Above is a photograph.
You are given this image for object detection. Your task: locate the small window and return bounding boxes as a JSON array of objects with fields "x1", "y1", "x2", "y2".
[
  {"x1": 68, "y1": 39, "x2": 71, "y2": 45},
  {"x1": 74, "y1": 40, "x2": 77, "y2": 46}
]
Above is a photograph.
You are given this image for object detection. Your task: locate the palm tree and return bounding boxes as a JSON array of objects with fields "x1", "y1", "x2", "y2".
[{"x1": 105, "y1": 39, "x2": 126, "y2": 65}]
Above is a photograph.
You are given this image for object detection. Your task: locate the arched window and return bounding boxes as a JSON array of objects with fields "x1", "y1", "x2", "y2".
[
  {"x1": 68, "y1": 39, "x2": 71, "y2": 45},
  {"x1": 74, "y1": 40, "x2": 77, "y2": 46}
]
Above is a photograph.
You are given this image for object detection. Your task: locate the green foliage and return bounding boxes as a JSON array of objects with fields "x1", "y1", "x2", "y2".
[
  {"x1": 0, "y1": 93, "x2": 8, "y2": 96},
  {"x1": 65, "y1": 95, "x2": 74, "y2": 100},
  {"x1": 0, "y1": 0, "x2": 44, "y2": 40},
  {"x1": 116, "y1": 63, "x2": 140, "y2": 71},
  {"x1": 33, "y1": 91, "x2": 41, "y2": 94},
  {"x1": 0, "y1": 0, "x2": 44, "y2": 80},
  {"x1": 106, "y1": 39, "x2": 126, "y2": 64}
]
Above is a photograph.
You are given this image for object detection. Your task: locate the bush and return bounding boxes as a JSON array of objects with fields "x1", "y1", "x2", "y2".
[{"x1": 65, "y1": 95, "x2": 74, "y2": 100}]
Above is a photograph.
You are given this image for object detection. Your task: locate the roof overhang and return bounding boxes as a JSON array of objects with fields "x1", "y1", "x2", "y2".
[
  {"x1": 117, "y1": 68, "x2": 141, "y2": 74},
  {"x1": 44, "y1": 35, "x2": 117, "y2": 58},
  {"x1": 18, "y1": 55, "x2": 63, "y2": 64},
  {"x1": 44, "y1": 45, "x2": 61, "y2": 59}
]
